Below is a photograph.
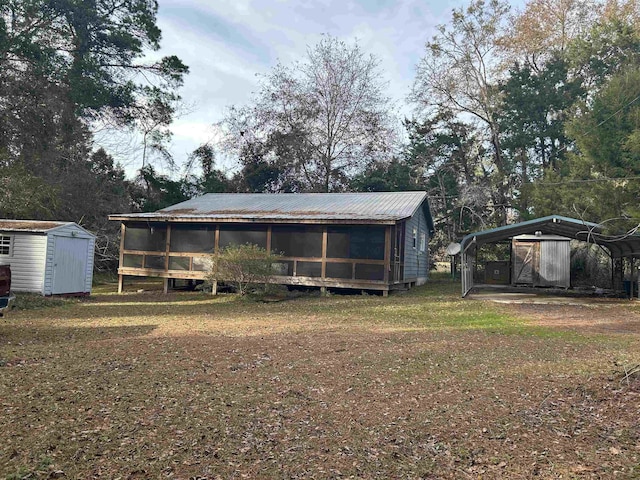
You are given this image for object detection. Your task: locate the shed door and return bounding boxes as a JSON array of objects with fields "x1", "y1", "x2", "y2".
[
  {"x1": 52, "y1": 236, "x2": 89, "y2": 294},
  {"x1": 513, "y1": 242, "x2": 538, "y2": 285}
]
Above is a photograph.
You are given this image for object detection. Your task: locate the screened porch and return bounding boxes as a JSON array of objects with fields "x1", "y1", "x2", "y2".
[{"x1": 117, "y1": 222, "x2": 406, "y2": 294}]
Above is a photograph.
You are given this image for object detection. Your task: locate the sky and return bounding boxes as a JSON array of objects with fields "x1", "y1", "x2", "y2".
[{"x1": 102, "y1": 0, "x2": 501, "y2": 177}]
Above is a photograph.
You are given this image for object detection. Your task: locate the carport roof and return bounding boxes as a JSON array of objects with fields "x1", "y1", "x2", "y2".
[{"x1": 460, "y1": 215, "x2": 640, "y2": 258}]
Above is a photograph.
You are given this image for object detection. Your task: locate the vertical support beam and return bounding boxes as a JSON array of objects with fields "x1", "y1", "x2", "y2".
[
  {"x1": 266, "y1": 225, "x2": 272, "y2": 252},
  {"x1": 164, "y1": 224, "x2": 171, "y2": 294},
  {"x1": 321, "y1": 226, "x2": 327, "y2": 280},
  {"x1": 211, "y1": 279, "x2": 218, "y2": 296},
  {"x1": 118, "y1": 223, "x2": 125, "y2": 294},
  {"x1": 384, "y1": 226, "x2": 391, "y2": 285},
  {"x1": 214, "y1": 225, "x2": 220, "y2": 253},
  {"x1": 163, "y1": 278, "x2": 169, "y2": 294}
]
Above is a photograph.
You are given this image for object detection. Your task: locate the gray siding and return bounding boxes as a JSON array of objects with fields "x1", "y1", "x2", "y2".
[
  {"x1": 43, "y1": 224, "x2": 95, "y2": 295},
  {"x1": 0, "y1": 232, "x2": 47, "y2": 293},
  {"x1": 539, "y1": 240, "x2": 570, "y2": 288},
  {"x1": 403, "y1": 208, "x2": 430, "y2": 282}
]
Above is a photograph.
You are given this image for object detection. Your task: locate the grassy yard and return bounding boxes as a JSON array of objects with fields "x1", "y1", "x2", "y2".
[{"x1": 1, "y1": 277, "x2": 639, "y2": 479}]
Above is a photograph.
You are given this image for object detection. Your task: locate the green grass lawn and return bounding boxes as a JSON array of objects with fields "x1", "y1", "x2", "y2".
[{"x1": 1, "y1": 277, "x2": 639, "y2": 479}]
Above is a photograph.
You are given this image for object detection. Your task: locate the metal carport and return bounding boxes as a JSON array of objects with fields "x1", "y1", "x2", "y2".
[{"x1": 460, "y1": 215, "x2": 640, "y2": 297}]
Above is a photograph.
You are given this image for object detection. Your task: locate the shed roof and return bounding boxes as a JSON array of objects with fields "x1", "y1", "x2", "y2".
[
  {"x1": 0, "y1": 219, "x2": 72, "y2": 233},
  {"x1": 461, "y1": 215, "x2": 640, "y2": 258},
  {"x1": 110, "y1": 192, "x2": 434, "y2": 231},
  {"x1": 0, "y1": 219, "x2": 95, "y2": 236}
]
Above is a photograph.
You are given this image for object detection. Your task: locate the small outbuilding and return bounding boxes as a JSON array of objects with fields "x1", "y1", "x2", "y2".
[
  {"x1": 109, "y1": 192, "x2": 434, "y2": 295},
  {"x1": 460, "y1": 215, "x2": 640, "y2": 297},
  {"x1": 511, "y1": 234, "x2": 571, "y2": 288},
  {"x1": 0, "y1": 220, "x2": 96, "y2": 295}
]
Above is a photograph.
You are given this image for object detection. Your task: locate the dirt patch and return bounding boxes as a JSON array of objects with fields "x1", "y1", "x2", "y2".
[{"x1": 508, "y1": 302, "x2": 640, "y2": 335}]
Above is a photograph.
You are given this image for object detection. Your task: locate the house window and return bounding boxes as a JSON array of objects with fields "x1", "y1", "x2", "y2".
[
  {"x1": 420, "y1": 232, "x2": 426, "y2": 252},
  {"x1": 0, "y1": 235, "x2": 12, "y2": 256},
  {"x1": 412, "y1": 227, "x2": 417, "y2": 249}
]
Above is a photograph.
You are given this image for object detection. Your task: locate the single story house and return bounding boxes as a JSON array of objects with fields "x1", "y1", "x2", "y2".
[
  {"x1": 109, "y1": 192, "x2": 434, "y2": 295},
  {"x1": 0, "y1": 220, "x2": 96, "y2": 295}
]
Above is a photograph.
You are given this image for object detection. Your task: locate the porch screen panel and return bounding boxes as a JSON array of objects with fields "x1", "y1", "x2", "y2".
[
  {"x1": 124, "y1": 224, "x2": 166, "y2": 251},
  {"x1": 219, "y1": 225, "x2": 267, "y2": 249},
  {"x1": 355, "y1": 264, "x2": 385, "y2": 281},
  {"x1": 325, "y1": 262, "x2": 352, "y2": 279},
  {"x1": 271, "y1": 226, "x2": 322, "y2": 257},
  {"x1": 327, "y1": 226, "x2": 385, "y2": 260},
  {"x1": 297, "y1": 261, "x2": 322, "y2": 277},
  {"x1": 351, "y1": 226, "x2": 385, "y2": 260},
  {"x1": 170, "y1": 225, "x2": 215, "y2": 253},
  {"x1": 326, "y1": 227, "x2": 350, "y2": 257},
  {"x1": 145, "y1": 255, "x2": 166, "y2": 270},
  {"x1": 192, "y1": 257, "x2": 211, "y2": 271},
  {"x1": 169, "y1": 257, "x2": 190, "y2": 270},
  {"x1": 123, "y1": 254, "x2": 143, "y2": 268}
]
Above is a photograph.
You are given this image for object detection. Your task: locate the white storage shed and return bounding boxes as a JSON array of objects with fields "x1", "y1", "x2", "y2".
[{"x1": 0, "y1": 220, "x2": 95, "y2": 295}]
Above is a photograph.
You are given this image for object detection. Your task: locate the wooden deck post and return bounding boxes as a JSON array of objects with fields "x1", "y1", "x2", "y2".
[
  {"x1": 384, "y1": 226, "x2": 391, "y2": 284},
  {"x1": 164, "y1": 224, "x2": 171, "y2": 294},
  {"x1": 118, "y1": 223, "x2": 125, "y2": 294},
  {"x1": 211, "y1": 279, "x2": 218, "y2": 296},
  {"x1": 321, "y1": 227, "x2": 327, "y2": 279},
  {"x1": 163, "y1": 278, "x2": 169, "y2": 294}
]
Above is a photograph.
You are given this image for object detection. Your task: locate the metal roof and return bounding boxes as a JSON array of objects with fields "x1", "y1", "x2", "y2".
[
  {"x1": 110, "y1": 192, "x2": 434, "y2": 231},
  {"x1": 461, "y1": 215, "x2": 640, "y2": 258},
  {"x1": 0, "y1": 219, "x2": 73, "y2": 233}
]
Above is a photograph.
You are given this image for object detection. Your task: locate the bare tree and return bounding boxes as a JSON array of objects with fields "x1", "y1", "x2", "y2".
[
  {"x1": 411, "y1": 0, "x2": 511, "y2": 224},
  {"x1": 220, "y1": 35, "x2": 397, "y2": 192}
]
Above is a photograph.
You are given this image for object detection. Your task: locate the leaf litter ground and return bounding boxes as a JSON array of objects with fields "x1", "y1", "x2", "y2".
[{"x1": 1, "y1": 279, "x2": 639, "y2": 479}]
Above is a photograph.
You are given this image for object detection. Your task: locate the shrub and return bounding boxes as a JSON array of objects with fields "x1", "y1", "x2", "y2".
[{"x1": 207, "y1": 244, "x2": 282, "y2": 296}]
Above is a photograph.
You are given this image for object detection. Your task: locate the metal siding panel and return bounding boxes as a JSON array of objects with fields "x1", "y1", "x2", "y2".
[
  {"x1": 0, "y1": 233, "x2": 47, "y2": 293},
  {"x1": 43, "y1": 234, "x2": 55, "y2": 295},
  {"x1": 112, "y1": 192, "x2": 430, "y2": 222},
  {"x1": 540, "y1": 240, "x2": 570, "y2": 287},
  {"x1": 462, "y1": 250, "x2": 475, "y2": 297},
  {"x1": 513, "y1": 242, "x2": 535, "y2": 285},
  {"x1": 52, "y1": 236, "x2": 90, "y2": 294},
  {"x1": 84, "y1": 237, "x2": 95, "y2": 293}
]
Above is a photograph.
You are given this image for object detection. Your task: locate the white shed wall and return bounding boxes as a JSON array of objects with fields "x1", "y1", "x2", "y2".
[{"x1": 0, "y1": 233, "x2": 47, "y2": 294}]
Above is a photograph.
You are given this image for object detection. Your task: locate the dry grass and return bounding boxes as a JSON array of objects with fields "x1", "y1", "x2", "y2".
[{"x1": 1, "y1": 277, "x2": 639, "y2": 479}]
